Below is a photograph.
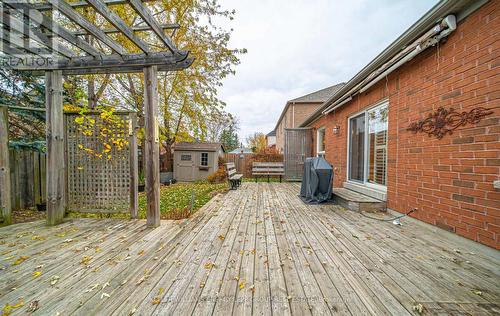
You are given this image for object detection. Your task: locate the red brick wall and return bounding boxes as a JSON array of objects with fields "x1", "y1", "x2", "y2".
[{"x1": 309, "y1": 1, "x2": 500, "y2": 249}]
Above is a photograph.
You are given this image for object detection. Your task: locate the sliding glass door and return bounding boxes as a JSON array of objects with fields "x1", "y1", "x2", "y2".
[
  {"x1": 348, "y1": 114, "x2": 365, "y2": 182},
  {"x1": 348, "y1": 102, "x2": 388, "y2": 189}
]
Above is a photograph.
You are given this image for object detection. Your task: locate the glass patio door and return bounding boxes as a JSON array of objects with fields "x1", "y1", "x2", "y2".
[
  {"x1": 348, "y1": 114, "x2": 365, "y2": 182},
  {"x1": 348, "y1": 102, "x2": 388, "y2": 189}
]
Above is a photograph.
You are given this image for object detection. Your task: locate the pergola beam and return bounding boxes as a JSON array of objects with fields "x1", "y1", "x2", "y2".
[
  {"x1": 2, "y1": 51, "x2": 188, "y2": 71},
  {"x1": 0, "y1": 28, "x2": 55, "y2": 57},
  {"x1": 86, "y1": 0, "x2": 151, "y2": 54},
  {"x1": 0, "y1": 42, "x2": 24, "y2": 55},
  {"x1": 72, "y1": 23, "x2": 180, "y2": 36},
  {"x1": 47, "y1": 0, "x2": 128, "y2": 55},
  {"x1": 5, "y1": 2, "x2": 101, "y2": 57},
  {"x1": 34, "y1": 0, "x2": 159, "y2": 11},
  {"x1": 59, "y1": 57, "x2": 193, "y2": 75},
  {"x1": 1, "y1": 10, "x2": 76, "y2": 58},
  {"x1": 129, "y1": 0, "x2": 176, "y2": 53}
]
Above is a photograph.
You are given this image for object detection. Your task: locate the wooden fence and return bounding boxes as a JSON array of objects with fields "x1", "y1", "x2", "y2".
[
  {"x1": 224, "y1": 153, "x2": 283, "y2": 177},
  {"x1": 9, "y1": 149, "x2": 46, "y2": 211}
]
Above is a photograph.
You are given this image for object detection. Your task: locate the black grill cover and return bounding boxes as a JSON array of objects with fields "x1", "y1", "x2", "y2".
[{"x1": 300, "y1": 157, "x2": 333, "y2": 204}]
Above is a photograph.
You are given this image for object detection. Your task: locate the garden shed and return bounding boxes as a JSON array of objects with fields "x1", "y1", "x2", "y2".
[{"x1": 173, "y1": 142, "x2": 224, "y2": 182}]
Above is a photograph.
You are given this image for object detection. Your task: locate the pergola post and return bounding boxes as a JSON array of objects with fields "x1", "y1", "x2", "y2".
[
  {"x1": 46, "y1": 70, "x2": 65, "y2": 226},
  {"x1": 129, "y1": 113, "x2": 139, "y2": 219},
  {"x1": 0, "y1": 106, "x2": 11, "y2": 225},
  {"x1": 144, "y1": 66, "x2": 160, "y2": 227}
]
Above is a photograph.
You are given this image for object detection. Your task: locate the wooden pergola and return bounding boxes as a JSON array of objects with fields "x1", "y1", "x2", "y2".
[{"x1": 0, "y1": 0, "x2": 193, "y2": 227}]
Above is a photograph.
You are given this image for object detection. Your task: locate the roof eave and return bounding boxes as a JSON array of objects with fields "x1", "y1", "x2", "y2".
[{"x1": 300, "y1": 0, "x2": 487, "y2": 127}]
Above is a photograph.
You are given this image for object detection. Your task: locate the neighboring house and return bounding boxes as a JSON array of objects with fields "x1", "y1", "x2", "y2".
[
  {"x1": 274, "y1": 83, "x2": 344, "y2": 153},
  {"x1": 266, "y1": 130, "x2": 276, "y2": 148},
  {"x1": 301, "y1": 0, "x2": 499, "y2": 249},
  {"x1": 228, "y1": 147, "x2": 253, "y2": 154},
  {"x1": 173, "y1": 142, "x2": 225, "y2": 182}
]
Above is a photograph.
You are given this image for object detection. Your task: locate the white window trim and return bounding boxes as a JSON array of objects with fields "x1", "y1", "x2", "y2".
[
  {"x1": 200, "y1": 152, "x2": 209, "y2": 166},
  {"x1": 346, "y1": 99, "x2": 388, "y2": 191},
  {"x1": 317, "y1": 127, "x2": 326, "y2": 157}
]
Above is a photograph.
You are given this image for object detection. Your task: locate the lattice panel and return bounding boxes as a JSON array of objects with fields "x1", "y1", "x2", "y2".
[{"x1": 65, "y1": 112, "x2": 132, "y2": 213}]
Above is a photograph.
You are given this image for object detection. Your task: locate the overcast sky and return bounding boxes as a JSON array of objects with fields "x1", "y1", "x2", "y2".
[{"x1": 217, "y1": 0, "x2": 438, "y2": 143}]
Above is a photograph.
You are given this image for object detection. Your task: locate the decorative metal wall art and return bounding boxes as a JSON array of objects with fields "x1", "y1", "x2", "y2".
[{"x1": 407, "y1": 106, "x2": 494, "y2": 139}]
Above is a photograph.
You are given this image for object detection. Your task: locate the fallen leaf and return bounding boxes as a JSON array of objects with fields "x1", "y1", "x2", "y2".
[
  {"x1": 412, "y1": 303, "x2": 424, "y2": 314},
  {"x1": 101, "y1": 292, "x2": 110, "y2": 299},
  {"x1": 32, "y1": 271, "x2": 42, "y2": 278},
  {"x1": 239, "y1": 280, "x2": 246, "y2": 290},
  {"x1": 151, "y1": 288, "x2": 165, "y2": 305},
  {"x1": 27, "y1": 300, "x2": 39, "y2": 312},
  {"x1": 129, "y1": 307, "x2": 137, "y2": 315},
  {"x1": 137, "y1": 250, "x2": 145, "y2": 256},
  {"x1": 12, "y1": 256, "x2": 29, "y2": 265},
  {"x1": 204, "y1": 261, "x2": 215, "y2": 270},
  {"x1": 50, "y1": 275, "x2": 60, "y2": 286},
  {"x1": 2, "y1": 298, "x2": 24, "y2": 315},
  {"x1": 218, "y1": 235, "x2": 225, "y2": 241},
  {"x1": 84, "y1": 283, "x2": 100, "y2": 293},
  {"x1": 81, "y1": 256, "x2": 93, "y2": 266}
]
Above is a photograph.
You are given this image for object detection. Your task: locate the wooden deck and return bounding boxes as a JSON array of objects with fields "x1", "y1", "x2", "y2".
[{"x1": 1, "y1": 183, "x2": 499, "y2": 315}]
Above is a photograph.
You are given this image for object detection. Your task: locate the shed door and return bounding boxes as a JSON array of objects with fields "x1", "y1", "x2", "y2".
[{"x1": 177, "y1": 153, "x2": 195, "y2": 182}]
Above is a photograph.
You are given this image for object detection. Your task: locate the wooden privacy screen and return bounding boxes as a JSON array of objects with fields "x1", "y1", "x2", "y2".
[
  {"x1": 9, "y1": 149, "x2": 46, "y2": 211},
  {"x1": 284, "y1": 128, "x2": 313, "y2": 181},
  {"x1": 65, "y1": 111, "x2": 137, "y2": 213}
]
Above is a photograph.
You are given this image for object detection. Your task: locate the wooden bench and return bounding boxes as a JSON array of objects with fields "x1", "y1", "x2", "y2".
[
  {"x1": 225, "y1": 162, "x2": 243, "y2": 190},
  {"x1": 252, "y1": 162, "x2": 285, "y2": 183}
]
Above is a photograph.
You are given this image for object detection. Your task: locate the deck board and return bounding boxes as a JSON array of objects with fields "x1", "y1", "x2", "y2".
[{"x1": 1, "y1": 183, "x2": 499, "y2": 315}]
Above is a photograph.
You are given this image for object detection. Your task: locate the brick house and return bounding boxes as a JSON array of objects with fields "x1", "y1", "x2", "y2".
[
  {"x1": 300, "y1": 0, "x2": 500, "y2": 249},
  {"x1": 274, "y1": 83, "x2": 344, "y2": 153}
]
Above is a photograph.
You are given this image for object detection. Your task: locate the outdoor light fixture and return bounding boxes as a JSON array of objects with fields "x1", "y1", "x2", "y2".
[{"x1": 332, "y1": 125, "x2": 340, "y2": 135}]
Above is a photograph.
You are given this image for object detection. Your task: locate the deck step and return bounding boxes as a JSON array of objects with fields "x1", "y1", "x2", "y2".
[{"x1": 332, "y1": 188, "x2": 386, "y2": 213}]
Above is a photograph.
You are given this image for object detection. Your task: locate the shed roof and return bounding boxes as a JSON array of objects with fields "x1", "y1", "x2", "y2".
[
  {"x1": 300, "y1": 0, "x2": 486, "y2": 127},
  {"x1": 173, "y1": 142, "x2": 224, "y2": 152},
  {"x1": 266, "y1": 130, "x2": 276, "y2": 137}
]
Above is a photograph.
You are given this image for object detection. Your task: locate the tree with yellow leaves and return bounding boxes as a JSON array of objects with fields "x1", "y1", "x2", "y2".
[
  {"x1": 71, "y1": 1, "x2": 246, "y2": 170},
  {"x1": 246, "y1": 132, "x2": 267, "y2": 153}
]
